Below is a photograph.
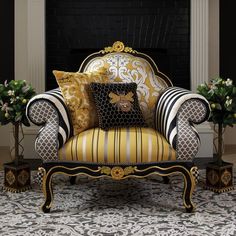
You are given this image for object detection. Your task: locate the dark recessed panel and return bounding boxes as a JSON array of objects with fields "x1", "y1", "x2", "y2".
[{"x1": 46, "y1": 0, "x2": 190, "y2": 90}]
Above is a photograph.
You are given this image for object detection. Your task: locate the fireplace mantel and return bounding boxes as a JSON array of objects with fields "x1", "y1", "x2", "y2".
[{"x1": 14, "y1": 0, "x2": 216, "y2": 159}]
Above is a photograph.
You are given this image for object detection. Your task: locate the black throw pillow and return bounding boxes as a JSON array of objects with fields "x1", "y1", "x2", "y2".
[{"x1": 90, "y1": 82, "x2": 146, "y2": 130}]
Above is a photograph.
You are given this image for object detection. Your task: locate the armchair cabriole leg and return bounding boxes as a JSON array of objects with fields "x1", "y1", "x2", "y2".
[
  {"x1": 39, "y1": 167, "x2": 53, "y2": 213},
  {"x1": 153, "y1": 165, "x2": 196, "y2": 213},
  {"x1": 183, "y1": 167, "x2": 196, "y2": 213}
]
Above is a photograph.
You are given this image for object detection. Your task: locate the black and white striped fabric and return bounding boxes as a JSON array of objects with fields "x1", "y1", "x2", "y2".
[
  {"x1": 26, "y1": 88, "x2": 73, "y2": 160},
  {"x1": 155, "y1": 87, "x2": 210, "y2": 160}
]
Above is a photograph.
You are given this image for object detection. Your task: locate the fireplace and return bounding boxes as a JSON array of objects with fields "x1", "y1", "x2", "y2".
[
  {"x1": 46, "y1": 0, "x2": 190, "y2": 90},
  {"x1": 14, "y1": 0, "x2": 214, "y2": 159}
]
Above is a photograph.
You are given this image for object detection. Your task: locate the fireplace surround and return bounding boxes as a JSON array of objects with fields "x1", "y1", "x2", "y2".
[
  {"x1": 46, "y1": 0, "x2": 190, "y2": 91},
  {"x1": 14, "y1": 0, "x2": 214, "y2": 159}
]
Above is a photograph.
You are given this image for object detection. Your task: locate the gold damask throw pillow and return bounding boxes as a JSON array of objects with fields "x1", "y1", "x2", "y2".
[{"x1": 53, "y1": 70, "x2": 109, "y2": 135}]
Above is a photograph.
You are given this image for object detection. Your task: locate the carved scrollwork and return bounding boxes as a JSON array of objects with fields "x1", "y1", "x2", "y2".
[
  {"x1": 100, "y1": 166, "x2": 136, "y2": 180},
  {"x1": 101, "y1": 41, "x2": 137, "y2": 54}
]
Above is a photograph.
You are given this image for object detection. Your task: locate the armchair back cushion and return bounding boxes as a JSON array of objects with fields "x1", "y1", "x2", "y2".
[{"x1": 80, "y1": 52, "x2": 171, "y2": 127}]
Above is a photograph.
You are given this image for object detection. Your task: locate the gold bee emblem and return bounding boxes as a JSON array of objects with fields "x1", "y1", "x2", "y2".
[{"x1": 109, "y1": 91, "x2": 134, "y2": 112}]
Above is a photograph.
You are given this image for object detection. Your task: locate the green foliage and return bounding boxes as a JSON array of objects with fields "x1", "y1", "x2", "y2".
[
  {"x1": 0, "y1": 80, "x2": 36, "y2": 126},
  {"x1": 197, "y1": 78, "x2": 236, "y2": 127}
]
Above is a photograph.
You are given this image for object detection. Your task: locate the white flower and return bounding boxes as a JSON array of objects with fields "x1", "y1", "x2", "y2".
[
  {"x1": 212, "y1": 78, "x2": 222, "y2": 85},
  {"x1": 208, "y1": 84, "x2": 217, "y2": 95},
  {"x1": 225, "y1": 98, "x2": 232, "y2": 107},
  {"x1": 7, "y1": 90, "x2": 15, "y2": 96},
  {"x1": 0, "y1": 101, "x2": 13, "y2": 113},
  {"x1": 22, "y1": 85, "x2": 30, "y2": 93},
  {"x1": 10, "y1": 98, "x2": 16, "y2": 104},
  {"x1": 0, "y1": 101, "x2": 8, "y2": 111},
  {"x1": 225, "y1": 78, "x2": 232, "y2": 86},
  {"x1": 4, "y1": 80, "x2": 8, "y2": 87}
]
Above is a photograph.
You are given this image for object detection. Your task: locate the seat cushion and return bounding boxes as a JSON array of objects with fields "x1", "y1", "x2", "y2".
[{"x1": 58, "y1": 127, "x2": 176, "y2": 164}]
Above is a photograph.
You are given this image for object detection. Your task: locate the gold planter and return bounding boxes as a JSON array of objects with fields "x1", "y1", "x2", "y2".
[
  {"x1": 206, "y1": 161, "x2": 234, "y2": 193},
  {"x1": 3, "y1": 161, "x2": 31, "y2": 193}
]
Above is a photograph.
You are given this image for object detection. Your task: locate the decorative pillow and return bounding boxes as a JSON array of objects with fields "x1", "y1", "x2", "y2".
[
  {"x1": 53, "y1": 70, "x2": 109, "y2": 135},
  {"x1": 90, "y1": 82, "x2": 146, "y2": 130}
]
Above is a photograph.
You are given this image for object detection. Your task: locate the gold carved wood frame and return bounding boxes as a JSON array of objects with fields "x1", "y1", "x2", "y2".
[
  {"x1": 78, "y1": 41, "x2": 173, "y2": 87},
  {"x1": 39, "y1": 161, "x2": 197, "y2": 213}
]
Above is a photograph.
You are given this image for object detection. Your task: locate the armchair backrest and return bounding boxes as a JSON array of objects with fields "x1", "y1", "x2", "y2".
[{"x1": 79, "y1": 41, "x2": 172, "y2": 127}]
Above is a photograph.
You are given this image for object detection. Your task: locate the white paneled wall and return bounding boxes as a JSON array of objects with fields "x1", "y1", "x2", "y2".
[
  {"x1": 191, "y1": 0, "x2": 209, "y2": 92},
  {"x1": 27, "y1": 0, "x2": 45, "y2": 94},
  {"x1": 191, "y1": 0, "x2": 213, "y2": 157}
]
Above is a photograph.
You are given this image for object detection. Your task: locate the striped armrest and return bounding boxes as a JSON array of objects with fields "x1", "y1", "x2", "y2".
[
  {"x1": 26, "y1": 88, "x2": 73, "y2": 161},
  {"x1": 155, "y1": 87, "x2": 210, "y2": 160}
]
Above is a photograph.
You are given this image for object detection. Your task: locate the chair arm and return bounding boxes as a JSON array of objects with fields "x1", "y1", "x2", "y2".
[
  {"x1": 26, "y1": 88, "x2": 73, "y2": 161},
  {"x1": 155, "y1": 87, "x2": 210, "y2": 160}
]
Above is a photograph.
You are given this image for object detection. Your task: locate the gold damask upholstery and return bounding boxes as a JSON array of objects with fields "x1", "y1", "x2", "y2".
[
  {"x1": 80, "y1": 51, "x2": 171, "y2": 127},
  {"x1": 53, "y1": 70, "x2": 109, "y2": 135},
  {"x1": 58, "y1": 127, "x2": 176, "y2": 163}
]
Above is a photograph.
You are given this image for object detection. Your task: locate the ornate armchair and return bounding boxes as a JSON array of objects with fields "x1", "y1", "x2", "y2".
[{"x1": 26, "y1": 41, "x2": 210, "y2": 213}]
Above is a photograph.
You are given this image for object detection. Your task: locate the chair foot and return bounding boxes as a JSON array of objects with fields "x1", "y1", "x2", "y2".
[
  {"x1": 69, "y1": 176, "x2": 76, "y2": 185},
  {"x1": 41, "y1": 204, "x2": 51, "y2": 213},
  {"x1": 39, "y1": 167, "x2": 53, "y2": 213},
  {"x1": 185, "y1": 206, "x2": 194, "y2": 213}
]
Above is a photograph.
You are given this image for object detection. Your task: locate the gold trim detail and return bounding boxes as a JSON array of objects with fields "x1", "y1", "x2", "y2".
[
  {"x1": 3, "y1": 185, "x2": 31, "y2": 193},
  {"x1": 111, "y1": 167, "x2": 125, "y2": 180},
  {"x1": 221, "y1": 169, "x2": 232, "y2": 186},
  {"x1": 124, "y1": 166, "x2": 135, "y2": 175},
  {"x1": 18, "y1": 170, "x2": 30, "y2": 186},
  {"x1": 207, "y1": 169, "x2": 219, "y2": 185},
  {"x1": 100, "y1": 166, "x2": 136, "y2": 180},
  {"x1": 100, "y1": 166, "x2": 111, "y2": 175},
  {"x1": 101, "y1": 41, "x2": 137, "y2": 54},
  {"x1": 79, "y1": 41, "x2": 172, "y2": 86},
  {"x1": 205, "y1": 186, "x2": 234, "y2": 193},
  {"x1": 6, "y1": 170, "x2": 15, "y2": 186},
  {"x1": 39, "y1": 164, "x2": 196, "y2": 212}
]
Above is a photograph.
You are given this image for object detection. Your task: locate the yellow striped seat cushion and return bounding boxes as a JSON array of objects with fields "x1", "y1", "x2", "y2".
[{"x1": 58, "y1": 127, "x2": 176, "y2": 164}]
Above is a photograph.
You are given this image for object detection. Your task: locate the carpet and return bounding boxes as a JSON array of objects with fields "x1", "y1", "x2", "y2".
[{"x1": 0, "y1": 171, "x2": 235, "y2": 236}]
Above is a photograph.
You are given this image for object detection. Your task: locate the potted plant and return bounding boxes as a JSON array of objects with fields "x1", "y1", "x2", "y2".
[
  {"x1": 197, "y1": 77, "x2": 236, "y2": 192},
  {"x1": 0, "y1": 79, "x2": 35, "y2": 192}
]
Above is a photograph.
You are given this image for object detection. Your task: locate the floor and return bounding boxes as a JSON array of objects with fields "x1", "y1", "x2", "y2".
[{"x1": 0, "y1": 145, "x2": 235, "y2": 170}]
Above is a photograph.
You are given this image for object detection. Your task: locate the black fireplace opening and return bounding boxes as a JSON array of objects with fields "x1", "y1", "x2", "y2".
[{"x1": 46, "y1": 0, "x2": 190, "y2": 91}]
